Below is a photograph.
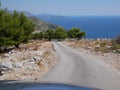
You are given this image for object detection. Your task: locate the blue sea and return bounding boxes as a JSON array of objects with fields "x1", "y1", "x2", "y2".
[{"x1": 41, "y1": 16, "x2": 120, "y2": 39}]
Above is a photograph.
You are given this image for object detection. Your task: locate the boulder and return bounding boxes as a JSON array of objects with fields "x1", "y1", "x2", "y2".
[
  {"x1": 112, "y1": 50, "x2": 117, "y2": 53},
  {"x1": 4, "y1": 53, "x2": 10, "y2": 57},
  {"x1": 1, "y1": 61, "x2": 13, "y2": 68},
  {"x1": 26, "y1": 66, "x2": 33, "y2": 71},
  {"x1": 29, "y1": 56, "x2": 42, "y2": 62},
  {"x1": 0, "y1": 65, "x2": 10, "y2": 76},
  {"x1": 106, "y1": 46, "x2": 111, "y2": 49},
  {"x1": 116, "y1": 49, "x2": 120, "y2": 53},
  {"x1": 86, "y1": 46, "x2": 92, "y2": 50},
  {"x1": 34, "y1": 56, "x2": 41, "y2": 60},
  {"x1": 29, "y1": 58, "x2": 36, "y2": 62},
  {"x1": 38, "y1": 51, "x2": 44, "y2": 56},
  {"x1": 8, "y1": 50, "x2": 16, "y2": 55},
  {"x1": 95, "y1": 45, "x2": 101, "y2": 49},
  {"x1": 14, "y1": 62, "x2": 24, "y2": 68}
]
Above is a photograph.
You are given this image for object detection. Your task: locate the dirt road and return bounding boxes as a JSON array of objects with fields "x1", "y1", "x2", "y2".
[{"x1": 36, "y1": 42, "x2": 120, "y2": 90}]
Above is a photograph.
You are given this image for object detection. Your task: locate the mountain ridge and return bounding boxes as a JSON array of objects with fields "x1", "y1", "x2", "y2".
[
  {"x1": 36, "y1": 14, "x2": 67, "y2": 21},
  {"x1": 22, "y1": 12, "x2": 60, "y2": 32},
  {"x1": 9, "y1": 11, "x2": 61, "y2": 32}
]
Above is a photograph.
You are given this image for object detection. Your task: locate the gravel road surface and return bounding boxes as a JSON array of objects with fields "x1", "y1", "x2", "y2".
[{"x1": 37, "y1": 42, "x2": 120, "y2": 90}]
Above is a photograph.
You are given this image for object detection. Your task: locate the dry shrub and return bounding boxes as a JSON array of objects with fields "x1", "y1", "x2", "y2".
[
  {"x1": 43, "y1": 51, "x2": 51, "y2": 58},
  {"x1": 100, "y1": 42, "x2": 107, "y2": 47},
  {"x1": 36, "y1": 61, "x2": 47, "y2": 71}
]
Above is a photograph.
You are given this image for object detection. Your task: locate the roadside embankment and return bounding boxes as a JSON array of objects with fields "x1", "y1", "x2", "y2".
[
  {"x1": 0, "y1": 40, "x2": 56, "y2": 80},
  {"x1": 64, "y1": 39, "x2": 120, "y2": 73}
]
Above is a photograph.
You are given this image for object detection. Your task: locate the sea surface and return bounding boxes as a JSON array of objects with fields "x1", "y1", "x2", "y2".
[{"x1": 41, "y1": 16, "x2": 120, "y2": 39}]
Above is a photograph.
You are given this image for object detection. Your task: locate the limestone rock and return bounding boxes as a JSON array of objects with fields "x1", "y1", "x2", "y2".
[
  {"x1": 1, "y1": 61, "x2": 13, "y2": 68},
  {"x1": 0, "y1": 65, "x2": 10, "y2": 76},
  {"x1": 4, "y1": 53, "x2": 10, "y2": 57}
]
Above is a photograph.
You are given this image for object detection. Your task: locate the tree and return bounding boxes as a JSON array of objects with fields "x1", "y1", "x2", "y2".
[
  {"x1": 12, "y1": 11, "x2": 35, "y2": 48},
  {"x1": 32, "y1": 32, "x2": 45, "y2": 40},
  {"x1": 54, "y1": 27, "x2": 67, "y2": 40},
  {"x1": 0, "y1": 8, "x2": 35, "y2": 50},
  {"x1": 0, "y1": 9, "x2": 14, "y2": 48},
  {"x1": 46, "y1": 29, "x2": 55, "y2": 40},
  {"x1": 67, "y1": 27, "x2": 85, "y2": 39},
  {"x1": 77, "y1": 31, "x2": 86, "y2": 39}
]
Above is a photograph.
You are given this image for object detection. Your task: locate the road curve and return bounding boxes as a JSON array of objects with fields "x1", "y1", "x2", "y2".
[{"x1": 37, "y1": 42, "x2": 120, "y2": 90}]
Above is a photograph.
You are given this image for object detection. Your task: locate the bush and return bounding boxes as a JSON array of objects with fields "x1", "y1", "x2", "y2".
[
  {"x1": 67, "y1": 27, "x2": 85, "y2": 39},
  {"x1": 100, "y1": 42, "x2": 107, "y2": 47}
]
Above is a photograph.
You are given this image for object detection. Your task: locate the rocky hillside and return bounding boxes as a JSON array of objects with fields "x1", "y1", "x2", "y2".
[
  {"x1": 0, "y1": 40, "x2": 56, "y2": 80},
  {"x1": 28, "y1": 17, "x2": 59, "y2": 32},
  {"x1": 37, "y1": 14, "x2": 66, "y2": 21},
  {"x1": 23, "y1": 12, "x2": 60, "y2": 32}
]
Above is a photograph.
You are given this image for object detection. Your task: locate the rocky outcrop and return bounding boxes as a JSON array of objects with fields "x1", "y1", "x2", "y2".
[
  {"x1": 0, "y1": 41, "x2": 56, "y2": 80},
  {"x1": 0, "y1": 65, "x2": 10, "y2": 76}
]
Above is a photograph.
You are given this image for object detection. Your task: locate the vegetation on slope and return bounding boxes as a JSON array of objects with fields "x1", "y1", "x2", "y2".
[
  {"x1": 28, "y1": 16, "x2": 60, "y2": 32},
  {"x1": 32, "y1": 27, "x2": 86, "y2": 41}
]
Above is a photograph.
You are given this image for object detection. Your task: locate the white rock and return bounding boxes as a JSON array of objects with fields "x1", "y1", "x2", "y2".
[
  {"x1": 4, "y1": 53, "x2": 10, "y2": 57},
  {"x1": 34, "y1": 56, "x2": 41, "y2": 60},
  {"x1": 106, "y1": 46, "x2": 111, "y2": 49},
  {"x1": 1, "y1": 61, "x2": 13, "y2": 68},
  {"x1": 95, "y1": 45, "x2": 101, "y2": 49},
  {"x1": 26, "y1": 66, "x2": 33, "y2": 70},
  {"x1": 38, "y1": 51, "x2": 43, "y2": 56},
  {"x1": 117, "y1": 49, "x2": 120, "y2": 53},
  {"x1": 15, "y1": 62, "x2": 23, "y2": 67},
  {"x1": 29, "y1": 58, "x2": 36, "y2": 62},
  {"x1": 97, "y1": 39, "x2": 100, "y2": 41},
  {"x1": 86, "y1": 46, "x2": 92, "y2": 50},
  {"x1": 112, "y1": 50, "x2": 116, "y2": 53},
  {"x1": 29, "y1": 56, "x2": 42, "y2": 62}
]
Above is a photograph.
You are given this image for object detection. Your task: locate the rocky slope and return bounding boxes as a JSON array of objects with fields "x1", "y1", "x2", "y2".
[
  {"x1": 23, "y1": 12, "x2": 60, "y2": 32},
  {"x1": 0, "y1": 40, "x2": 56, "y2": 80},
  {"x1": 29, "y1": 17, "x2": 59, "y2": 32}
]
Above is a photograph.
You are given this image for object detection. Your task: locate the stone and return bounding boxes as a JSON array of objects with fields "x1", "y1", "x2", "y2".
[
  {"x1": 1, "y1": 61, "x2": 13, "y2": 68},
  {"x1": 4, "y1": 53, "x2": 10, "y2": 57},
  {"x1": 29, "y1": 58, "x2": 36, "y2": 62},
  {"x1": 86, "y1": 46, "x2": 92, "y2": 50},
  {"x1": 97, "y1": 38, "x2": 100, "y2": 41},
  {"x1": 26, "y1": 66, "x2": 33, "y2": 70},
  {"x1": 0, "y1": 65, "x2": 9, "y2": 76},
  {"x1": 112, "y1": 50, "x2": 117, "y2": 53},
  {"x1": 34, "y1": 56, "x2": 41, "y2": 60},
  {"x1": 95, "y1": 45, "x2": 101, "y2": 49},
  {"x1": 106, "y1": 46, "x2": 111, "y2": 49},
  {"x1": 15, "y1": 62, "x2": 23, "y2": 68},
  {"x1": 116, "y1": 49, "x2": 120, "y2": 53},
  {"x1": 8, "y1": 50, "x2": 17, "y2": 55},
  {"x1": 29, "y1": 56, "x2": 42, "y2": 62},
  {"x1": 39, "y1": 51, "x2": 44, "y2": 56}
]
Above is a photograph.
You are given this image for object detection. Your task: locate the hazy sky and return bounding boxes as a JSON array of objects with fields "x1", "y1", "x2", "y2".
[{"x1": 1, "y1": 0, "x2": 120, "y2": 16}]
